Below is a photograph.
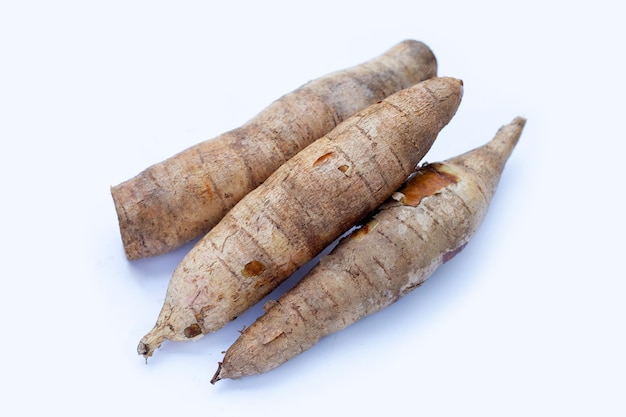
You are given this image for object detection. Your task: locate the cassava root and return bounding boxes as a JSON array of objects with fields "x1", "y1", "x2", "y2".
[
  {"x1": 111, "y1": 40, "x2": 437, "y2": 260},
  {"x1": 210, "y1": 116, "x2": 526, "y2": 383},
  {"x1": 137, "y1": 76, "x2": 464, "y2": 359}
]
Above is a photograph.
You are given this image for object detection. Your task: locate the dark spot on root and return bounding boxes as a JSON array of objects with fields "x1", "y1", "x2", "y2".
[
  {"x1": 242, "y1": 259, "x2": 265, "y2": 277},
  {"x1": 338, "y1": 164, "x2": 350, "y2": 173},
  {"x1": 313, "y1": 151, "x2": 336, "y2": 167},
  {"x1": 443, "y1": 242, "x2": 468, "y2": 263},
  {"x1": 137, "y1": 342, "x2": 149, "y2": 356},
  {"x1": 184, "y1": 323, "x2": 202, "y2": 338},
  {"x1": 399, "y1": 163, "x2": 459, "y2": 207}
]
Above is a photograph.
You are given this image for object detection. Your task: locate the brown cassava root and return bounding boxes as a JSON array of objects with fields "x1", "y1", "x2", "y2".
[
  {"x1": 111, "y1": 40, "x2": 438, "y2": 260},
  {"x1": 210, "y1": 117, "x2": 526, "y2": 383},
  {"x1": 137, "y1": 77, "x2": 464, "y2": 359}
]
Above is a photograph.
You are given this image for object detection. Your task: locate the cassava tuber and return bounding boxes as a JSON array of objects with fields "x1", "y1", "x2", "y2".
[
  {"x1": 111, "y1": 40, "x2": 437, "y2": 260},
  {"x1": 137, "y1": 76, "x2": 464, "y2": 359},
  {"x1": 210, "y1": 117, "x2": 526, "y2": 383}
]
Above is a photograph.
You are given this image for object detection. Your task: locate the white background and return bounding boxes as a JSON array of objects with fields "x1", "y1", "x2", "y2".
[{"x1": 1, "y1": 1, "x2": 624, "y2": 415}]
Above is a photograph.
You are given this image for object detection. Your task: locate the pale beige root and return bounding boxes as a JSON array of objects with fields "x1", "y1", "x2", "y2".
[
  {"x1": 111, "y1": 40, "x2": 438, "y2": 260},
  {"x1": 211, "y1": 117, "x2": 526, "y2": 382},
  {"x1": 138, "y1": 77, "x2": 464, "y2": 359}
]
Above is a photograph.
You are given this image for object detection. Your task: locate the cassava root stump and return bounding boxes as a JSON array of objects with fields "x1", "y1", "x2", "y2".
[
  {"x1": 211, "y1": 117, "x2": 526, "y2": 383},
  {"x1": 111, "y1": 39, "x2": 438, "y2": 260},
  {"x1": 138, "y1": 76, "x2": 464, "y2": 359}
]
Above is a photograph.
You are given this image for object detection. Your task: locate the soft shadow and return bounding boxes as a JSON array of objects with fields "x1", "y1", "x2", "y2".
[{"x1": 125, "y1": 237, "x2": 201, "y2": 280}]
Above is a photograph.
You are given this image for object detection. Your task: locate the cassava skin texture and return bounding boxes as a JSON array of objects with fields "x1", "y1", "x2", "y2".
[
  {"x1": 211, "y1": 117, "x2": 526, "y2": 383},
  {"x1": 138, "y1": 77, "x2": 464, "y2": 359},
  {"x1": 111, "y1": 40, "x2": 438, "y2": 260}
]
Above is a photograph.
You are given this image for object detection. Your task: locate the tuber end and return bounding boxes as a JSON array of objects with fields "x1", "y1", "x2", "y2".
[
  {"x1": 137, "y1": 322, "x2": 173, "y2": 360},
  {"x1": 210, "y1": 362, "x2": 223, "y2": 385},
  {"x1": 137, "y1": 341, "x2": 155, "y2": 361},
  {"x1": 512, "y1": 116, "x2": 527, "y2": 128}
]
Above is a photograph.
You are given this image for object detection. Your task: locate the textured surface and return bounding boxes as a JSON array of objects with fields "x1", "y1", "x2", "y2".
[
  {"x1": 111, "y1": 40, "x2": 438, "y2": 259},
  {"x1": 5, "y1": 3, "x2": 626, "y2": 414},
  {"x1": 138, "y1": 77, "x2": 463, "y2": 358},
  {"x1": 212, "y1": 117, "x2": 525, "y2": 381}
]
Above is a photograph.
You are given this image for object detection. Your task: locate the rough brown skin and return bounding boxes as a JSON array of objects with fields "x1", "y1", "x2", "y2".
[
  {"x1": 111, "y1": 40, "x2": 438, "y2": 260},
  {"x1": 138, "y1": 77, "x2": 464, "y2": 359},
  {"x1": 211, "y1": 117, "x2": 526, "y2": 383}
]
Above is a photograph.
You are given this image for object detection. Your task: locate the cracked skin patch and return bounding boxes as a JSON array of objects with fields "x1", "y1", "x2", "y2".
[
  {"x1": 398, "y1": 163, "x2": 459, "y2": 207},
  {"x1": 242, "y1": 260, "x2": 266, "y2": 277}
]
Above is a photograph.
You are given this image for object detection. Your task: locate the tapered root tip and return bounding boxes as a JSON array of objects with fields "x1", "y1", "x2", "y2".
[
  {"x1": 509, "y1": 116, "x2": 526, "y2": 130},
  {"x1": 137, "y1": 326, "x2": 170, "y2": 360},
  {"x1": 474, "y1": 115, "x2": 526, "y2": 166},
  {"x1": 137, "y1": 341, "x2": 152, "y2": 359},
  {"x1": 498, "y1": 116, "x2": 527, "y2": 150},
  {"x1": 137, "y1": 308, "x2": 183, "y2": 359},
  {"x1": 210, "y1": 362, "x2": 223, "y2": 385}
]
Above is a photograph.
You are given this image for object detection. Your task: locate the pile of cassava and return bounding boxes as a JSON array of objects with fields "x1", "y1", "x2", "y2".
[{"x1": 111, "y1": 39, "x2": 525, "y2": 384}]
